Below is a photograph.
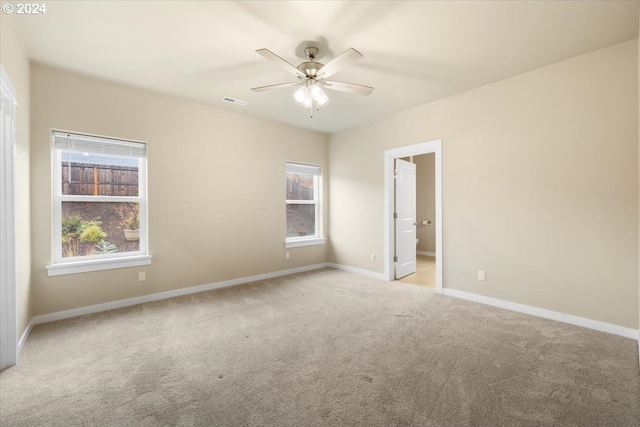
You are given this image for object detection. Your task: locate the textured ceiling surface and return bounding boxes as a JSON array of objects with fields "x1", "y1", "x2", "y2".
[{"x1": 8, "y1": 1, "x2": 640, "y2": 133}]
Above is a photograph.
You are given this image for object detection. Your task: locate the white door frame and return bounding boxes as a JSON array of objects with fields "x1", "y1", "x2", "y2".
[
  {"x1": 384, "y1": 140, "x2": 443, "y2": 293},
  {"x1": 0, "y1": 65, "x2": 18, "y2": 370}
]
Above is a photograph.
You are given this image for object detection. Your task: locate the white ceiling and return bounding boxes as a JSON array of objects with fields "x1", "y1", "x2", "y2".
[{"x1": 10, "y1": 1, "x2": 640, "y2": 133}]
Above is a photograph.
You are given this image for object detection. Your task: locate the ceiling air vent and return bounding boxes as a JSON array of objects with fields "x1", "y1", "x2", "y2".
[{"x1": 221, "y1": 96, "x2": 248, "y2": 106}]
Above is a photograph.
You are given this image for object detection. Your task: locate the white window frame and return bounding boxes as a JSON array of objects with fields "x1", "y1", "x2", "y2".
[
  {"x1": 285, "y1": 162, "x2": 326, "y2": 248},
  {"x1": 46, "y1": 131, "x2": 152, "y2": 276},
  {"x1": 1, "y1": 65, "x2": 18, "y2": 369}
]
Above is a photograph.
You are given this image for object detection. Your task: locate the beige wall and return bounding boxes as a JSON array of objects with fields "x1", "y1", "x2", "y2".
[
  {"x1": 415, "y1": 154, "x2": 436, "y2": 254},
  {"x1": 1, "y1": 15, "x2": 32, "y2": 339},
  {"x1": 31, "y1": 64, "x2": 328, "y2": 316},
  {"x1": 329, "y1": 40, "x2": 639, "y2": 329}
]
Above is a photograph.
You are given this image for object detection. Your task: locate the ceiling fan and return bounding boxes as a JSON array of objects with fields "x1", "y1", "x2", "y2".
[{"x1": 251, "y1": 46, "x2": 374, "y2": 117}]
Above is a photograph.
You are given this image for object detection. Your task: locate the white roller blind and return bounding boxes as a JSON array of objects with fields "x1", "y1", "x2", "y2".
[
  {"x1": 286, "y1": 162, "x2": 321, "y2": 176},
  {"x1": 53, "y1": 131, "x2": 146, "y2": 158}
]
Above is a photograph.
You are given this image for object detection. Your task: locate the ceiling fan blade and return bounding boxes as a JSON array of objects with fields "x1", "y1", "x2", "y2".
[
  {"x1": 250, "y1": 82, "x2": 301, "y2": 92},
  {"x1": 322, "y1": 80, "x2": 374, "y2": 96},
  {"x1": 316, "y1": 48, "x2": 363, "y2": 79},
  {"x1": 256, "y1": 49, "x2": 305, "y2": 78}
]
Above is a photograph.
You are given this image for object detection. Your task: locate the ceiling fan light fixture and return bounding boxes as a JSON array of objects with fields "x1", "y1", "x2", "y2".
[
  {"x1": 310, "y1": 85, "x2": 328, "y2": 105},
  {"x1": 294, "y1": 86, "x2": 310, "y2": 103},
  {"x1": 294, "y1": 82, "x2": 328, "y2": 108},
  {"x1": 302, "y1": 97, "x2": 313, "y2": 108}
]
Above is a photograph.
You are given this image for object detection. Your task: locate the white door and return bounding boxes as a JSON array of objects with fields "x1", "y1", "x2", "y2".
[{"x1": 394, "y1": 158, "x2": 416, "y2": 279}]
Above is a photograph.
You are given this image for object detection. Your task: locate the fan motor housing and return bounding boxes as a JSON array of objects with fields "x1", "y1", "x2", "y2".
[{"x1": 297, "y1": 61, "x2": 323, "y2": 77}]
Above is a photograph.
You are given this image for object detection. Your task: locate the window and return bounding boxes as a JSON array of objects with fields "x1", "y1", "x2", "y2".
[
  {"x1": 46, "y1": 131, "x2": 151, "y2": 276},
  {"x1": 285, "y1": 162, "x2": 325, "y2": 248}
]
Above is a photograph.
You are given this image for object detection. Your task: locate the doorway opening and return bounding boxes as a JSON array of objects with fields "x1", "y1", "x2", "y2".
[{"x1": 384, "y1": 140, "x2": 443, "y2": 293}]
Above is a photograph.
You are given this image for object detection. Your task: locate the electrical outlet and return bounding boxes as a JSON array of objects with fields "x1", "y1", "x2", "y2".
[
  {"x1": 371, "y1": 253, "x2": 376, "y2": 261},
  {"x1": 285, "y1": 252, "x2": 290, "y2": 260},
  {"x1": 138, "y1": 271, "x2": 145, "y2": 281},
  {"x1": 478, "y1": 270, "x2": 485, "y2": 281}
]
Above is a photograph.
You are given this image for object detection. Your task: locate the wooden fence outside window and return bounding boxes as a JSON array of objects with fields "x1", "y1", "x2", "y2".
[{"x1": 61, "y1": 163, "x2": 138, "y2": 197}]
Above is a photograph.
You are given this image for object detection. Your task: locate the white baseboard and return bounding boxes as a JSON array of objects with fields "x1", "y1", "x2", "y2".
[
  {"x1": 442, "y1": 288, "x2": 639, "y2": 340},
  {"x1": 17, "y1": 319, "x2": 33, "y2": 360},
  {"x1": 327, "y1": 263, "x2": 387, "y2": 281},
  {"x1": 417, "y1": 251, "x2": 436, "y2": 257},
  {"x1": 32, "y1": 263, "x2": 329, "y2": 325}
]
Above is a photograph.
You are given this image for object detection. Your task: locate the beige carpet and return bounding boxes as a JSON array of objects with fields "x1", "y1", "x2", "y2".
[{"x1": 1, "y1": 268, "x2": 638, "y2": 426}]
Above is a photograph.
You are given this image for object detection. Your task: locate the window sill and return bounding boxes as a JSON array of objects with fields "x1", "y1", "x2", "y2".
[
  {"x1": 285, "y1": 237, "x2": 327, "y2": 248},
  {"x1": 46, "y1": 255, "x2": 153, "y2": 277}
]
